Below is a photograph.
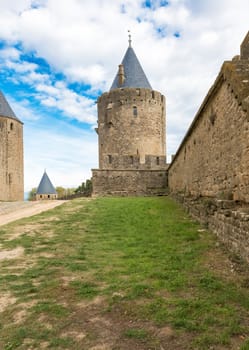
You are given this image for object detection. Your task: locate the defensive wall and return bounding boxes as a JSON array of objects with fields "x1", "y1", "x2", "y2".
[{"x1": 168, "y1": 32, "x2": 249, "y2": 262}]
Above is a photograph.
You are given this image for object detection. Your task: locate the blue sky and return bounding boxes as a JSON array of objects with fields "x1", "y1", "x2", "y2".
[{"x1": 0, "y1": 0, "x2": 248, "y2": 192}]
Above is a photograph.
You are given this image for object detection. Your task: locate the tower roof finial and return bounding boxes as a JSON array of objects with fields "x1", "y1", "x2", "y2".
[
  {"x1": 128, "y1": 30, "x2": 132, "y2": 47},
  {"x1": 110, "y1": 30, "x2": 152, "y2": 90}
]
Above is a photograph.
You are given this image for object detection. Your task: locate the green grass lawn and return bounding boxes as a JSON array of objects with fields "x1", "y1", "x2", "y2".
[{"x1": 0, "y1": 197, "x2": 248, "y2": 349}]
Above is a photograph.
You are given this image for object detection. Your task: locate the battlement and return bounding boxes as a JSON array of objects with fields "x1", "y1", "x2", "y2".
[
  {"x1": 98, "y1": 88, "x2": 165, "y2": 106},
  {"x1": 101, "y1": 154, "x2": 167, "y2": 170}
]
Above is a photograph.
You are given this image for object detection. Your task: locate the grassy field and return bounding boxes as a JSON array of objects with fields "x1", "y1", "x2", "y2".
[{"x1": 0, "y1": 197, "x2": 248, "y2": 350}]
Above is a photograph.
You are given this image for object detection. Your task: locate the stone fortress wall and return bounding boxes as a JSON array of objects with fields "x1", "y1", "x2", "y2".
[
  {"x1": 168, "y1": 32, "x2": 249, "y2": 262},
  {"x1": 0, "y1": 116, "x2": 24, "y2": 201},
  {"x1": 92, "y1": 169, "x2": 168, "y2": 197}
]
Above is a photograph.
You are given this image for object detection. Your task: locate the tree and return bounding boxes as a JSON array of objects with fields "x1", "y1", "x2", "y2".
[
  {"x1": 56, "y1": 186, "x2": 66, "y2": 198},
  {"x1": 74, "y1": 179, "x2": 92, "y2": 197},
  {"x1": 85, "y1": 179, "x2": 92, "y2": 196},
  {"x1": 28, "y1": 188, "x2": 37, "y2": 201},
  {"x1": 56, "y1": 187, "x2": 76, "y2": 199}
]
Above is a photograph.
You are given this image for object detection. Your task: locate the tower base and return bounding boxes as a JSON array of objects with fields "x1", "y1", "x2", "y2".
[{"x1": 92, "y1": 169, "x2": 168, "y2": 197}]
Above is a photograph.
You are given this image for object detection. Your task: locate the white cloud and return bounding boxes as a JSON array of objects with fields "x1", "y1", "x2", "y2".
[
  {"x1": 7, "y1": 97, "x2": 40, "y2": 122},
  {"x1": 5, "y1": 60, "x2": 38, "y2": 73},
  {"x1": 36, "y1": 82, "x2": 97, "y2": 123},
  {"x1": 65, "y1": 64, "x2": 106, "y2": 85},
  {"x1": 0, "y1": 52, "x2": 97, "y2": 124},
  {"x1": 0, "y1": 47, "x2": 20, "y2": 60}
]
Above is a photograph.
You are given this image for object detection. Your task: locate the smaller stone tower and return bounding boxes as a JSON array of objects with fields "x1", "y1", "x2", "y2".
[
  {"x1": 0, "y1": 91, "x2": 24, "y2": 201},
  {"x1": 92, "y1": 36, "x2": 168, "y2": 196},
  {"x1": 36, "y1": 170, "x2": 57, "y2": 200}
]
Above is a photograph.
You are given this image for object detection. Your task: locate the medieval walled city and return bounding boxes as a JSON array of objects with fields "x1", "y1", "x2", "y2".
[{"x1": 1, "y1": 31, "x2": 249, "y2": 262}]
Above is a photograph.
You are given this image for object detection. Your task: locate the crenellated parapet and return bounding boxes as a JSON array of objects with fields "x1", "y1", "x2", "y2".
[{"x1": 100, "y1": 154, "x2": 167, "y2": 170}]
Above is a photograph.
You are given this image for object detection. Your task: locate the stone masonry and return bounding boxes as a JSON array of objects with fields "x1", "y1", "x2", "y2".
[
  {"x1": 0, "y1": 92, "x2": 24, "y2": 201},
  {"x1": 168, "y1": 31, "x2": 249, "y2": 262},
  {"x1": 171, "y1": 194, "x2": 249, "y2": 264},
  {"x1": 97, "y1": 88, "x2": 166, "y2": 168}
]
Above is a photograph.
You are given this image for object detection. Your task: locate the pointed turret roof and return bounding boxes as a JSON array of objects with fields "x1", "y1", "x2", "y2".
[
  {"x1": 0, "y1": 91, "x2": 21, "y2": 122},
  {"x1": 36, "y1": 171, "x2": 57, "y2": 195},
  {"x1": 110, "y1": 42, "x2": 152, "y2": 90}
]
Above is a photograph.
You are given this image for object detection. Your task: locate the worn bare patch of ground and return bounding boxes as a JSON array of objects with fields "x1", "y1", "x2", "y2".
[
  {"x1": 13, "y1": 300, "x2": 37, "y2": 325},
  {"x1": 6, "y1": 223, "x2": 44, "y2": 240},
  {"x1": 0, "y1": 246, "x2": 24, "y2": 260},
  {"x1": 0, "y1": 293, "x2": 17, "y2": 313},
  {"x1": 61, "y1": 330, "x2": 86, "y2": 341},
  {"x1": 0, "y1": 200, "x2": 67, "y2": 226}
]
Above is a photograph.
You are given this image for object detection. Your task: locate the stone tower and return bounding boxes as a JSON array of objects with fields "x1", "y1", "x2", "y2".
[
  {"x1": 92, "y1": 37, "x2": 168, "y2": 196},
  {"x1": 0, "y1": 91, "x2": 24, "y2": 201}
]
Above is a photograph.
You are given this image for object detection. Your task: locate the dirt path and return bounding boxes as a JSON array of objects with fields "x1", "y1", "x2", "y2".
[{"x1": 0, "y1": 200, "x2": 67, "y2": 226}]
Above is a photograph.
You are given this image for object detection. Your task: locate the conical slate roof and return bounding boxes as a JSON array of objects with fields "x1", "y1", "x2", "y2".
[
  {"x1": 0, "y1": 91, "x2": 21, "y2": 121},
  {"x1": 36, "y1": 171, "x2": 57, "y2": 195},
  {"x1": 110, "y1": 46, "x2": 152, "y2": 90}
]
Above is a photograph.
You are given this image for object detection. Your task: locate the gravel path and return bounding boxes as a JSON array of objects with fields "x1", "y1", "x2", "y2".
[{"x1": 0, "y1": 200, "x2": 67, "y2": 226}]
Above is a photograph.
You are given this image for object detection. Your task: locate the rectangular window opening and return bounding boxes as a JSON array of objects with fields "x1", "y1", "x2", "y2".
[{"x1": 133, "y1": 106, "x2": 137, "y2": 116}]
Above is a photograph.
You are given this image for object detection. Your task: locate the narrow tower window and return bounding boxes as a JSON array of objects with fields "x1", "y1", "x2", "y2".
[
  {"x1": 156, "y1": 157, "x2": 160, "y2": 165},
  {"x1": 108, "y1": 155, "x2": 112, "y2": 164},
  {"x1": 133, "y1": 106, "x2": 137, "y2": 117},
  {"x1": 10, "y1": 122, "x2": 13, "y2": 130}
]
